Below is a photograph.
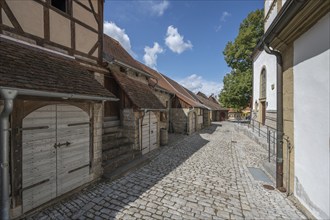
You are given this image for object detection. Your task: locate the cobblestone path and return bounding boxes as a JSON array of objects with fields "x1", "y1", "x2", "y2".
[{"x1": 27, "y1": 122, "x2": 305, "y2": 220}]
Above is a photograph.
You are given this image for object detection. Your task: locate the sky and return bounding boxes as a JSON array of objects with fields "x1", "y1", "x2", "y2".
[{"x1": 103, "y1": 0, "x2": 264, "y2": 96}]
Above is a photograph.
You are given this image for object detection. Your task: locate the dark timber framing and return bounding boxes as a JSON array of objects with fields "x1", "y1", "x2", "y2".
[{"x1": 0, "y1": 0, "x2": 103, "y2": 65}]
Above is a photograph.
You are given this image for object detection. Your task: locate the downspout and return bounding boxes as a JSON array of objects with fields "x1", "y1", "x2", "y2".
[
  {"x1": 0, "y1": 89, "x2": 17, "y2": 220},
  {"x1": 264, "y1": 44, "x2": 285, "y2": 191}
]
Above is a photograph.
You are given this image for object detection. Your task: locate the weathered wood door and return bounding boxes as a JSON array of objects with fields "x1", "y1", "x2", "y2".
[
  {"x1": 189, "y1": 112, "x2": 196, "y2": 133},
  {"x1": 56, "y1": 105, "x2": 90, "y2": 195},
  {"x1": 22, "y1": 104, "x2": 90, "y2": 212},
  {"x1": 141, "y1": 111, "x2": 158, "y2": 155},
  {"x1": 261, "y1": 101, "x2": 266, "y2": 125}
]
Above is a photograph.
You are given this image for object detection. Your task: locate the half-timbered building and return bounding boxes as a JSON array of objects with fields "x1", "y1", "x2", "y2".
[
  {"x1": 196, "y1": 92, "x2": 228, "y2": 122},
  {"x1": 208, "y1": 95, "x2": 228, "y2": 121},
  {"x1": 145, "y1": 69, "x2": 208, "y2": 134},
  {"x1": 0, "y1": 0, "x2": 117, "y2": 218},
  {"x1": 102, "y1": 35, "x2": 169, "y2": 175}
]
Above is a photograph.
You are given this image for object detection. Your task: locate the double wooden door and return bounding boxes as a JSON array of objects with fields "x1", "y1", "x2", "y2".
[
  {"x1": 141, "y1": 111, "x2": 158, "y2": 155},
  {"x1": 22, "y1": 104, "x2": 90, "y2": 212}
]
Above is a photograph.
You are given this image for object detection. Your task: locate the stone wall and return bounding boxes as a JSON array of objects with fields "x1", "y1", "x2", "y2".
[
  {"x1": 126, "y1": 70, "x2": 150, "y2": 85},
  {"x1": 94, "y1": 71, "x2": 105, "y2": 86},
  {"x1": 282, "y1": 44, "x2": 295, "y2": 193},
  {"x1": 90, "y1": 102, "x2": 103, "y2": 179},
  {"x1": 265, "y1": 110, "x2": 277, "y2": 129},
  {"x1": 154, "y1": 90, "x2": 171, "y2": 130},
  {"x1": 122, "y1": 108, "x2": 139, "y2": 150},
  {"x1": 170, "y1": 108, "x2": 188, "y2": 134}
]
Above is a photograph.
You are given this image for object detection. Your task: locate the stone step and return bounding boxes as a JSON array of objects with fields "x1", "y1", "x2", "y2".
[
  {"x1": 103, "y1": 126, "x2": 119, "y2": 135},
  {"x1": 103, "y1": 135, "x2": 128, "y2": 144},
  {"x1": 103, "y1": 120, "x2": 120, "y2": 128},
  {"x1": 102, "y1": 139, "x2": 130, "y2": 151},
  {"x1": 102, "y1": 145, "x2": 132, "y2": 162},
  {"x1": 103, "y1": 152, "x2": 149, "y2": 181},
  {"x1": 102, "y1": 150, "x2": 141, "y2": 173},
  {"x1": 104, "y1": 116, "x2": 119, "y2": 122}
]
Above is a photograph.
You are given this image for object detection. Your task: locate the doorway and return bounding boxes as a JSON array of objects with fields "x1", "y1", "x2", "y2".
[{"x1": 22, "y1": 104, "x2": 90, "y2": 212}]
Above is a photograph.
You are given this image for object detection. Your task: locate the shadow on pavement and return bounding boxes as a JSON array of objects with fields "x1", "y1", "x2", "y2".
[{"x1": 26, "y1": 124, "x2": 222, "y2": 220}]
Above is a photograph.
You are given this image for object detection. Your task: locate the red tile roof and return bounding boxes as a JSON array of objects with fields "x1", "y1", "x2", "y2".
[
  {"x1": 208, "y1": 95, "x2": 220, "y2": 104},
  {"x1": 196, "y1": 92, "x2": 224, "y2": 111},
  {"x1": 103, "y1": 34, "x2": 205, "y2": 108},
  {"x1": 139, "y1": 66, "x2": 204, "y2": 108},
  {"x1": 103, "y1": 34, "x2": 149, "y2": 76},
  {"x1": 0, "y1": 38, "x2": 116, "y2": 100},
  {"x1": 111, "y1": 68, "x2": 165, "y2": 109}
]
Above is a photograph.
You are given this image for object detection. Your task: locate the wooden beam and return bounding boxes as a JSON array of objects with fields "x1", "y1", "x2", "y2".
[
  {"x1": 97, "y1": 0, "x2": 103, "y2": 63},
  {"x1": 0, "y1": 0, "x2": 23, "y2": 32},
  {"x1": 0, "y1": 0, "x2": 3, "y2": 25},
  {"x1": 88, "y1": 0, "x2": 99, "y2": 25},
  {"x1": 73, "y1": 0, "x2": 93, "y2": 13},
  {"x1": 69, "y1": 0, "x2": 75, "y2": 55},
  {"x1": 44, "y1": 0, "x2": 50, "y2": 41},
  {"x1": 88, "y1": 40, "x2": 98, "y2": 56}
]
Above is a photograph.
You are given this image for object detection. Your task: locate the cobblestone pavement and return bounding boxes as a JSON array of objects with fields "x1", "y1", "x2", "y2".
[{"x1": 27, "y1": 122, "x2": 306, "y2": 220}]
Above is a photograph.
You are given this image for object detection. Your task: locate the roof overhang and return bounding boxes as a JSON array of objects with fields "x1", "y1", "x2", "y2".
[
  {"x1": 0, "y1": 87, "x2": 118, "y2": 101},
  {"x1": 254, "y1": 0, "x2": 309, "y2": 55},
  {"x1": 103, "y1": 56, "x2": 155, "y2": 79}
]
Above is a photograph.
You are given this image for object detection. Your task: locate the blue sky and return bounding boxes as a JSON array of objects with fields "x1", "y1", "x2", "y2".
[{"x1": 103, "y1": 0, "x2": 263, "y2": 96}]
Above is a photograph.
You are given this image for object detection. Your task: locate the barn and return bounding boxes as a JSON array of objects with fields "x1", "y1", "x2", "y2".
[{"x1": 0, "y1": 38, "x2": 117, "y2": 216}]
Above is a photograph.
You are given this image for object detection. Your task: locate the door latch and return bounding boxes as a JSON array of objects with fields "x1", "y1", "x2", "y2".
[{"x1": 54, "y1": 141, "x2": 71, "y2": 148}]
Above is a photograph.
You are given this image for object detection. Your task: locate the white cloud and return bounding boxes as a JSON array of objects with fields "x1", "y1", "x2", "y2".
[
  {"x1": 143, "y1": 42, "x2": 164, "y2": 69},
  {"x1": 220, "y1": 11, "x2": 231, "y2": 22},
  {"x1": 138, "y1": 0, "x2": 170, "y2": 17},
  {"x1": 150, "y1": 0, "x2": 170, "y2": 16},
  {"x1": 215, "y1": 11, "x2": 231, "y2": 32},
  {"x1": 165, "y1": 25, "x2": 193, "y2": 54},
  {"x1": 179, "y1": 74, "x2": 223, "y2": 97},
  {"x1": 215, "y1": 25, "x2": 222, "y2": 32},
  {"x1": 103, "y1": 21, "x2": 135, "y2": 56}
]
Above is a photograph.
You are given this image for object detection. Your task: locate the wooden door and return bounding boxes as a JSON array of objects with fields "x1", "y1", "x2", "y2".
[
  {"x1": 190, "y1": 112, "x2": 196, "y2": 133},
  {"x1": 141, "y1": 111, "x2": 158, "y2": 154},
  {"x1": 22, "y1": 105, "x2": 57, "y2": 212},
  {"x1": 56, "y1": 105, "x2": 90, "y2": 195},
  {"x1": 22, "y1": 104, "x2": 90, "y2": 212},
  {"x1": 261, "y1": 101, "x2": 266, "y2": 125},
  {"x1": 149, "y1": 112, "x2": 158, "y2": 151}
]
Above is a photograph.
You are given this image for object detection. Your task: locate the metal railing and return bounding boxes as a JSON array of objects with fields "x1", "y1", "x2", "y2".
[{"x1": 239, "y1": 119, "x2": 277, "y2": 162}]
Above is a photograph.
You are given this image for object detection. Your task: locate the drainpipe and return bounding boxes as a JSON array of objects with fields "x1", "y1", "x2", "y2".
[
  {"x1": 0, "y1": 89, "x2": 17, "y2": 220},
  {"x1": 264, "y1": 44, "x2": 285, "y2": 191}
]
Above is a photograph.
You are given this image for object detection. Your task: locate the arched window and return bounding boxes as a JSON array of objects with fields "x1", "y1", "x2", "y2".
[{"x1": 260, "y1": 68, "x2": 267, "y2": 99}]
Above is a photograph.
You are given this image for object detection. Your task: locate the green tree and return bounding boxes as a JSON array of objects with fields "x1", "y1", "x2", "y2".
[{"x1": 219, "y1": 9, "x2": 264, "y2": 110}]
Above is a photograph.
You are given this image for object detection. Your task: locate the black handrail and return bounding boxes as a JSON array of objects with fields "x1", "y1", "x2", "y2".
[{"x1": 238, "y1": 119, "x2": 277, "y2": 162}]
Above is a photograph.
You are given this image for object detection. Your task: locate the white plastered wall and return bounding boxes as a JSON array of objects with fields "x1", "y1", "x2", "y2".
[
  {"x1": 253, "y1": 50, "x2": 277, "y2": 112},
  {"x1": 293, "y1": 13, "x2": 330, "y2": 220}
]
